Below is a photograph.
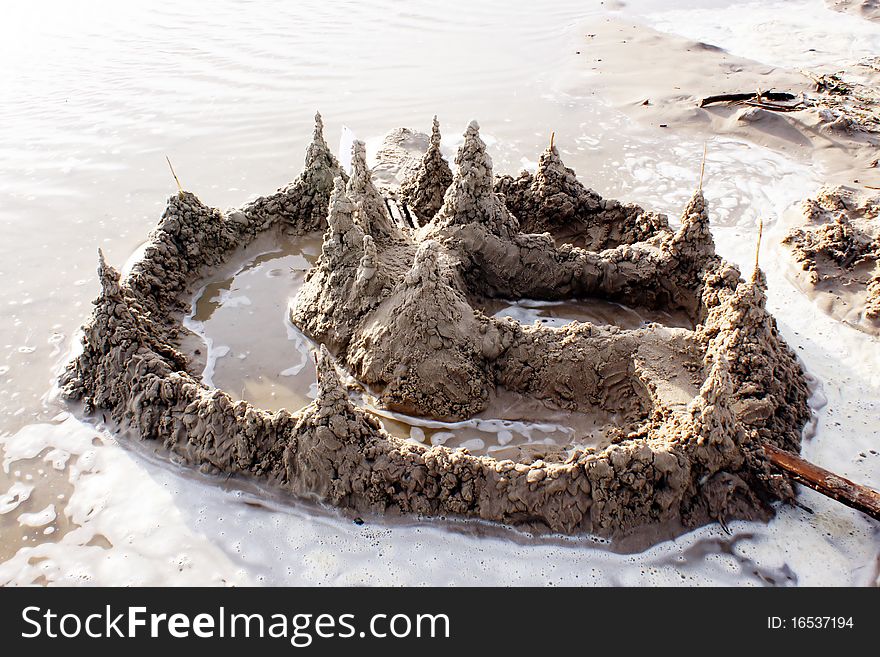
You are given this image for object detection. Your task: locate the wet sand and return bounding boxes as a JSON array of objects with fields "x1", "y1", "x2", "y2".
[
  {"x1": 827, "y1": 0, "x2": 880, "y2": 22},
  {"x1": 558, "y1": 16, "x2": 880, "y2": 188},
  {"x1": 183, "y1": 236, "x2": 649, "y2": 461},
  {"x1": 1, "y1": 0, "x2": 878, "y2": 585},
  {"x1": 780, "y1": 187, "x2": 880, "y2": 334}
]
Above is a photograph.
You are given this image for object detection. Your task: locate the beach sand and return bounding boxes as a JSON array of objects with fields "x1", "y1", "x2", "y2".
[{"x1": 0, "y1": 0, "x2": 877, "y2": 585}]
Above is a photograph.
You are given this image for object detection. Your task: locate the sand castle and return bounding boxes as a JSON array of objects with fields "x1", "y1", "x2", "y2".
[{"x1": 61, "y1": 114, "x2": 811, "y2": 538}]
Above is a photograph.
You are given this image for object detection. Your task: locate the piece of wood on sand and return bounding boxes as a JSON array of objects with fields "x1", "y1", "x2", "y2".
[
  {"x1": 763, "y1": 444, "x2": 880, "y2": 521},
  {"x1": 699, "y1": 91, "x2": 797, "y2": 107}
]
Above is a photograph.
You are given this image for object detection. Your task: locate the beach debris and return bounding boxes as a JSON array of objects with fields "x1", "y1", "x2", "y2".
[
  {"x1": 699, "y1": 143, "x2": 707, "y2": 191},
  {"x1": 701, "y1": 68, "x2": 880, "y2": 133},
  {"x1": 700, "y1": 90, "x2": 804, "y2": 112},
  {"x1": 754, "y1": 217, "x2": 763, "y2": 273},
  {"x1": 165, "y1": 156, "x2": 184, "y2": 197},
  {"x1": 803, "y1": 66, "x2": 880, "y2": 134},
  {"x1": 804, "y1": 71, "x2": 851, "y2": 95}
]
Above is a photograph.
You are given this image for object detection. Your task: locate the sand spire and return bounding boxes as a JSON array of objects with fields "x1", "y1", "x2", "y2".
[
  {"x1": 430, "y1": 121, "x2": 519, "y2": 236},
  {"x1": 347, "y1": 140, "x2": 397, "y2": 238},
  {"x1": 399, "y1": 116, "x2": 453, "y2": 223}
]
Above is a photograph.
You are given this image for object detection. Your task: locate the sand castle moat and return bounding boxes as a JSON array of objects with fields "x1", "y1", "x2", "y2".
[{"x1": 60, "y1": 114, "x2": 811, "y2": 538}]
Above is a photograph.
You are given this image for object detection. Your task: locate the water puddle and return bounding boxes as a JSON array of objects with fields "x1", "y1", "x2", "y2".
[
  {"x1": 354, "y1": 387, "x2": 618, "y2": 461},
  {"x1": 479, "y1": 296, "x2": 695, "y2": 330},
  {"x1": 183, "y1": 231, "x2": 323, "y2": 412}
]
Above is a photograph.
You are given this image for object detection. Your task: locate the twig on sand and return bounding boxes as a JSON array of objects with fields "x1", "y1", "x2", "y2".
[
  {"x1": 165, "y1": 155, "x2": 184, "y2": 197},
  {"x1": 763, "y1": 444, "x2": 880, "y2": 521},
  {"x1": 699, "y1": 143, "x2": 707, "y2": 191},
  {"x1": 754, "y1": 217, "x2": 763, "y2": 274}
]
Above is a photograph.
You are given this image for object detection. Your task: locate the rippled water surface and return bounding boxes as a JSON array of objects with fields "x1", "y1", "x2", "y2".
[{"x1": 1, "y1": 0, "x2": 878, "y2": 585}]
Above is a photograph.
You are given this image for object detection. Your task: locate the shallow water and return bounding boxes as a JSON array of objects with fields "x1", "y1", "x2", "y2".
[
  {"x1": 481, "y1": 297, "x2": 695, "y2": 330},
  {"x1": 1, "y1": 0, "x2": 878, "y2": 585},
  {"x1": 354, "y1": 388, "x2": 619, "y2": 461},
  {"x1": 183, "y1": 231, "x2": 322, "y2": 411}
]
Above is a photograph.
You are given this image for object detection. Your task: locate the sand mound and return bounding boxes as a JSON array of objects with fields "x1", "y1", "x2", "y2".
[
  {"x1": 783, "y1": 186, "x2": 880, "y2": 332},
  {"x1": 826, "y1": 0, "x2": 880, "y2": 22},
  {"x1": 61, "y1": 115, "x2": 810, "y2": 538}
]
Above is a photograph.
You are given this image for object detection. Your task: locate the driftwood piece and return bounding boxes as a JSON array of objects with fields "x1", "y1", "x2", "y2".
[
  {"x1": 763, "y1": 444, "x2": 880, "y2": 521},
  {"x1": 700, "y1": 91, "x2": 797, "y2": 107}
]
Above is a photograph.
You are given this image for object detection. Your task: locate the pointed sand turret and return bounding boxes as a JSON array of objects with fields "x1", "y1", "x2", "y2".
[
  {"x1": 429, "y1": 121, "x2": 519, "y2": 237},
  {"x1": 399, "y1": 116, "x2": 453, "y2": 223},
  {"x1": 346, "y1": 140, "x2": 398, "y2": 239}
]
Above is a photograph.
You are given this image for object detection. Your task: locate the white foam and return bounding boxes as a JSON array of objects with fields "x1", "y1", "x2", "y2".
[
  {"x1": 18, "y1": 504, "x2": 56, "y2": 528},
  {"x1": 0, "y1": 482, "x2": 34, "y2": 515},
  {"x1": 0, "y1": 417, "x2": 248, "y2": 586}
]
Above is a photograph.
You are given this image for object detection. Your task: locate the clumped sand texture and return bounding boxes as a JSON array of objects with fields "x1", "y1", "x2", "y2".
[
  {"x1": 783, "y1": 186, "x2": 880, "y2": 332},
  {"x1": 62, "y1": 115, "x2": 810, "y2": 539},
  {"x1": 398, "y1": 116, "x2": 453, "y2": 223}
]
